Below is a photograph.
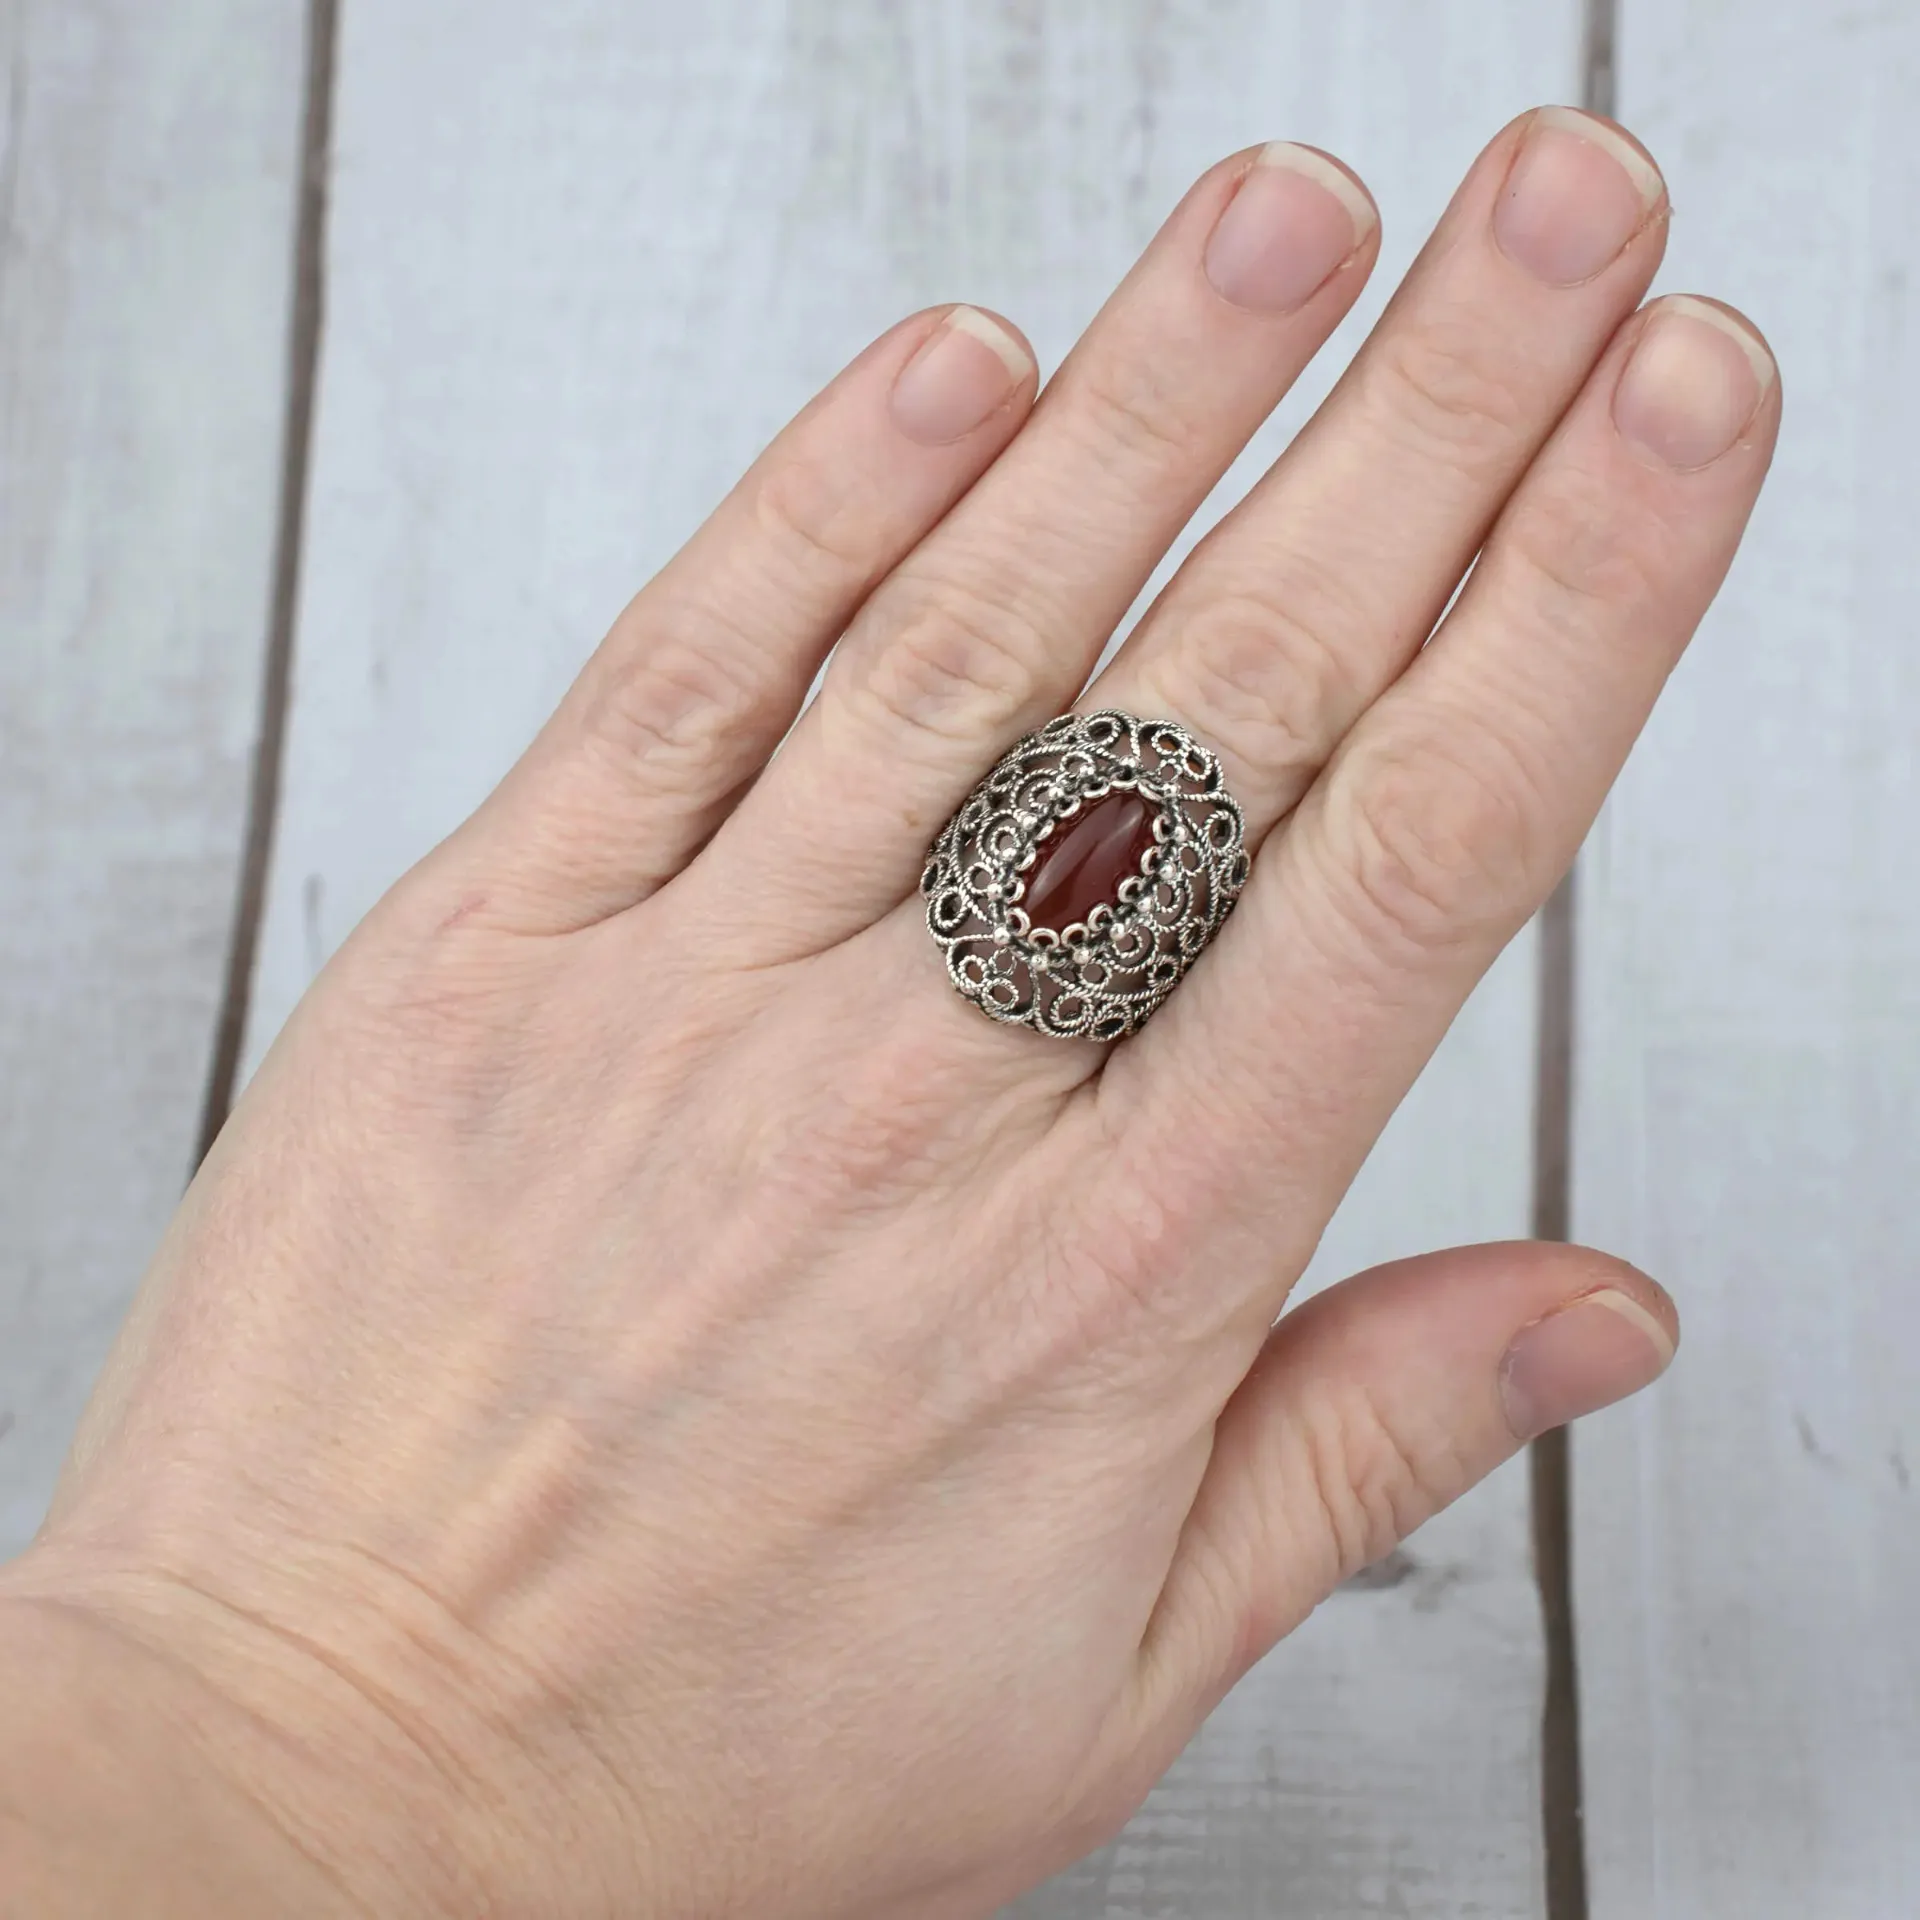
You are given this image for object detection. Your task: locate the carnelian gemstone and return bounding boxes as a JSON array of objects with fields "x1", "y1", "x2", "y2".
[{"x1": 1023, "y1": 792, "x2": 1157, "y2": 933}]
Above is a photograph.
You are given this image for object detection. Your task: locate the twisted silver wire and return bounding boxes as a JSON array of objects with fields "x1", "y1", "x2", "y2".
[{"x1": 921, "y1": 710, "x2": 1248, "y2": 1040}]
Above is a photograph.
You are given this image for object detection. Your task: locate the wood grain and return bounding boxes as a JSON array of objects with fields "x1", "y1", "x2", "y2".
[
  {"x1": 1574, "y1": 5, "x2": 1920, "y2": 1912},
  {"x1": 256, "y1": 4, "x2": 1579, "y2": 1911},
  {"x1": 0, "y1": 1, "x2": 306, "y2": 1554}
]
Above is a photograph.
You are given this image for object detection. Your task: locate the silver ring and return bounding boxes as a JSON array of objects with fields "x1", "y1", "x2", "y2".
[{"x1": 921, "y1": 710, "x2": 1249, "y2": 1040}]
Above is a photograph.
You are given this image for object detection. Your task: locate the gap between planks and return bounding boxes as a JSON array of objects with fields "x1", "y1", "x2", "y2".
[
  {"x1": 194, "y1": 0, "x2": 340, "y2": 1160},
  {"x1": 1532, "y1": 12, "x2": 1618, "y2": 1920}
]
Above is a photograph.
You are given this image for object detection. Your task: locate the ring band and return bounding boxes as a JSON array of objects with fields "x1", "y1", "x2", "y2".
[{"x1": 921, "y1": 710, "x2": 1249, "y2": 1040}]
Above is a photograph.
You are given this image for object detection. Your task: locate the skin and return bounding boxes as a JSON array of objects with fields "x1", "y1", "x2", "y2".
[{"x1": 0, "y1": 111, "x2": 1775, "y2": 1917}]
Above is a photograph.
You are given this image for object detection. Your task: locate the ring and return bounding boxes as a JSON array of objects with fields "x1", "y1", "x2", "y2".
[{"x1": 921, "y1": 710, "x2": 1249, "y2": 1040}]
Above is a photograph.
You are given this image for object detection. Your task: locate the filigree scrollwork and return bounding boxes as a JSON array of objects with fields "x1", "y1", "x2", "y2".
[{"x1": 921, "y1": 710, "x2": 1248, "y2": 1040}]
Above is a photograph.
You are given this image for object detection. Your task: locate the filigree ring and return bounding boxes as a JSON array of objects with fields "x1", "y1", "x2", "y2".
[{"x1": 921, "y1": 711, "x2": 1249, "y2": 1040}]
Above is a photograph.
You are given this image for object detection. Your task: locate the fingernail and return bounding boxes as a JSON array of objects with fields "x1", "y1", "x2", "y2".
[
  {"x1": 890, "y1": 306, "x2": 1033, "y2": 446},
  {"x1": 1494, "y1": 106, "x2": 1664, "y2": 287},
  {"x1": 1613, "y1": 295, "x2": 1775, "y2": 469},
  {"x1": 1500, "y1": 1289, "x2": 1676, "y2": 1441},
  {"x1": 1203, "y1": 143, "x2": 1376, "y2": 314}
]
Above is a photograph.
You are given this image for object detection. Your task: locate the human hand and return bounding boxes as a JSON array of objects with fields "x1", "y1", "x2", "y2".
[{"x1": 0, "y1": 109, "x2": 1774, "y2": 1918}]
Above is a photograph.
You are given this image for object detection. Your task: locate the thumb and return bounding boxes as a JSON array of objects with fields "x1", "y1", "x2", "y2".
[{"x1": 1129, "y1": 1241, "x2": 1677, "y2": 1740}]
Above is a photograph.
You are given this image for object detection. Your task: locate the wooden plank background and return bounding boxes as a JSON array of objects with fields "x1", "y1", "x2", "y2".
[
  {"x1": 0, "y1": 0, "x2": 306, "y2": 1549},
  {"x1": 2, "y1": 2, "x2": 1915, "y2": 1914},
  {"x1": 1573, "y1": 4, "x2": 1920, "y2": 1916}
]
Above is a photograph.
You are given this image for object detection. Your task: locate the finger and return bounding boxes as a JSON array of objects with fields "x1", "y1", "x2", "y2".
[
  {"x1": 1127, "y1": 1243, "x2": 1677, "y2": 1737},
  {"x1": 691, "y1": 143, "x2": 1380, "y2": 954},
  {"x1": 1087, "y1": 107, "x2": 1668, "y2": 841},
  {"x1": 1108, "y1": 294, "x2": 1780, "y2": 1276},
  {"x1": 437, "y1": 305, "x2": 1038, "y2": 932}
]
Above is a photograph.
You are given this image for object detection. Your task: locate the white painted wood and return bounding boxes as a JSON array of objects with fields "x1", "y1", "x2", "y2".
[
  {"x1": 259, "y1": 3, "x2": 1576, "y2": 1910},
  {"x1": 0, "y1": 2, "x2": 305, "y2": 1555},
  {"x1": 1575, "y1": 8, "x2": 1920, "y2": 1915}
]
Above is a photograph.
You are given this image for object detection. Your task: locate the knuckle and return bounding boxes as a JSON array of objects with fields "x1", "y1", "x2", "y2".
[
  {"x1": 1288, "y1": 1383, "x2": 1455, "y2": 1586},
  {"x1": 749, "y1": 450, "x2": 876, "y2": 582},
  {"x1": 980, "y1": 1217, "x2": 1164, "y2": 1393},
  {"x1": 809, "y1": 1055, "x2": 952, "y2": 1190},
  {"x1": 847, "y1": 578, "x2": 1049, "y2": 747},
  {"x1": 1370, "y1": 315, "x2": 1535, "y2": 457},
  {"x1": 1023, "y1": 1120, "x2": 1236, "y2": 1371},
  {"x1": 577, "y1": 633, "x2": 765, "y2": 778},
  {"x1": 324, "y1": 934, "x2": 541, "y2": 1125},
  {"x1": 755, "y1": 1017, "x2": 975, "y2": 1206},
  {"x1": 1069, "y1": 359, "x2": 1209, "y2": 470},
  {"x1": 1320, "y1": 724, "x2": 1548, "y2": 958},
  {"x1": 957, "y1": 1140, "x2": 1195, "y2": 1396},
  {"x1": 1063, "y1": 1182, "x2": 1186, "y2": 1337},
  {"x1": 1503, "y1": 469, "x2": 1668, "y2": 616},
  {"x1": 974, "y1": 1216, "x2": 1132, "y2": 1404},
  {"x1": 1143, "y1": 574, "x2": 1368, "y2": 786}
]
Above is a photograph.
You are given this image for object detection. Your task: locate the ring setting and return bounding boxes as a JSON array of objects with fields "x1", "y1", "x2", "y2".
[{"x1": 921, "y1": 710, "x2": 1248, "y2": 1039}]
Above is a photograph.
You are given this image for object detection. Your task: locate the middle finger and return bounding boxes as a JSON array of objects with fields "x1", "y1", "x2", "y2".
[{"x1": 696, "y1": 141, "x2": 1380, "y2": 955}]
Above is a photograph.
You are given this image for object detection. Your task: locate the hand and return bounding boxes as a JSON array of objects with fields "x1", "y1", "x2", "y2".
[{"x1": 0, "y1": 110, "x2": 1773, "y2": 1918}]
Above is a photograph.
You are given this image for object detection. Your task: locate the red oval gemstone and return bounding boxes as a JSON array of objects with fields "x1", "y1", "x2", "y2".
[{"x1": 1023, "y1": 792, "x2": 1157, "y2": 933}]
